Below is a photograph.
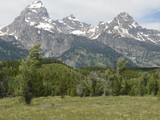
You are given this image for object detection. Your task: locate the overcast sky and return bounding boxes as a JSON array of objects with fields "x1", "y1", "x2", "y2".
[{"x1": 0, "y1": 0, "x2": 160, "y2": 30}]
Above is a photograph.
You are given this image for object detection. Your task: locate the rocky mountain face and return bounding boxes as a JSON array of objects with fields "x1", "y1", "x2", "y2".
[
  {"x1": 0, "y1": 1, "x2": 160, "y2": 67},
  {"x1": 58, "y1": 35, "x2": 135, "y2": 68},
  {"x1": 55, "y1": 15, "x2": 108, "y2": 39},
  {"x1": 105, "y1": 12, "x2": 160, "y2": 43},
  {"x1": 97, "y1": 12, "x2": 160, "y2": 66}
]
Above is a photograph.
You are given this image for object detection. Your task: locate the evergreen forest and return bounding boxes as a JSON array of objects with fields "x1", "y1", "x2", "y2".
[{"x1": 1, "y1": 44, "x2": 160, "y2": 104}]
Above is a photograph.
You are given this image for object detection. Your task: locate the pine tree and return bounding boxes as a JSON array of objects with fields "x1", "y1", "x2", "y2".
[
  {"x1": 138, "y1": 80, "x2": 144, "y2": 96},
  {"x1": 19, "y1": 44, "x2": 43, "y2": 104},
  {"x1": 104, "y1": 69, "x2": 115, "y2": 95},
  {"x1": 0, "y1": 82, "x2": 5, "y2": 98},
  {"x1": 117, "y1": 58, "x2": 127, "y2": 77},
  {"x1": 58, "y1": 77, "x2": 66, "y2": 98},
  {"x1": 90, "y1": 77, "x2": 96, "y2": 96},
  {"x1": 112, "y1": 76, "x2": 121, "y2": 96}
]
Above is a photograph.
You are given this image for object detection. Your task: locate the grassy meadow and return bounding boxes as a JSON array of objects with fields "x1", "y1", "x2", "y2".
[{"x1": 0, "y1": 96, "x2": 160, "y2": 120}]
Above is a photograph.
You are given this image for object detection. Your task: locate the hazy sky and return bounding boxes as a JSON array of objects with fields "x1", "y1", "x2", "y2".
[{"x1": 0, "y1": 0, "x2": 160, "y2": 30}]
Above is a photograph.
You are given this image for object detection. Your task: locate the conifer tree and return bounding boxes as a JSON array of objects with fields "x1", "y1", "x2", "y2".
[
  {"x1": 19, "y1": 44, "x2": 43, "y2": 104},
  {"x1": 117, "y1": 58, "x2": 127, "y2": 77}
]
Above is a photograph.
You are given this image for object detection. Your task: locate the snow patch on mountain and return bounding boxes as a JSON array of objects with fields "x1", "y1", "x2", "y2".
[
  {"x1": 88, "y1": 27, "x2": 96, "y2": 33},
  {"x1": 72, "y1": 30, "x2": 85, "y2": 35},
  {"x1": 36, "y1": 23, "x2": 54, "y2": 32},
  {"x1": 30, "y1": 22, "x2": 35, "y2": 26},
  {"x1": 42, "y1": 17, "x2": 53, "y2": 23},
  {"x1": 25, "y1": 19, "x2": 30, "y2": 23},
  {"x1": 0, "y1": 31, "x2": 5, "y2": 36},
  {"x1": 132, "y1": 22, "x2": 138, "y2": 28},
  {"x1": 31, "y1": 9, "x2": 38, "y2": 13},
  {"x1": 92, "y1": 34, "x2": 100, "y2": 39}
]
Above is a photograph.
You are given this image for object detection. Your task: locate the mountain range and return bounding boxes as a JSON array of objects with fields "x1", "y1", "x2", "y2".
[{"x1": 1, "y1": 1, "x2": 160, "y2": 68}]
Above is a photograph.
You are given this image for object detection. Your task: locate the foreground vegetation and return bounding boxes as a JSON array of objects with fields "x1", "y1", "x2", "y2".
[
  {"x1": 0, "y1": 44, "x2": 160, "y2": 119},
  {"x1": 0, "y1": 96, "x2": 160, "y2": 120}
]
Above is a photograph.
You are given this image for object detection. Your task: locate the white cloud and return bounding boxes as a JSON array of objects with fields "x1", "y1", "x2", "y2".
[
  {"x1": 141, "y1": 23, "x2": 160, "y2": 31},
  {"x1": 42, "y1": 0, "x2": 160, "y2": 26},
  {"x1": 0, "y1": 0, "x2": 160, "y2": 30},
  {"x1": 0, "y1": 0, "x2": 34, "y2": 27}
]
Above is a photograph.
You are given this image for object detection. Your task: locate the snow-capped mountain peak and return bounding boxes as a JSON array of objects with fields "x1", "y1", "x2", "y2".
[
  {"x1": 20, "y1": 1, "x2": 57, "y2": 33},
  {"x1": 103, "y1": 12, "x2": 160, "y2": 44},
  {"x1": 62, "y1": 14, "x2": 82, "y2": 24},
  {"x1": 24, "y1": 1, "x2": 49, "y2": 18},
  {"x1": 56, "y1": 14, "x2": 89, "y2": 36},
  {"x1": 104, "y1": 12, "x2": 140, "y2": 38},
  {"x1": 117, "y1": 12, "x2": 130, "y2": 19},
  {"x1": 112, "y1": 12, "x2": 137, "y2": 26},
  {"x1": 0, "y1": 0, "x2": 58, "y2": 40},
  {"x1": 1, "y1": 0, "x2": 160, "y2": 45},
  {"x1": 28, "y1": 1, "x2": 44, "y2": 9}
]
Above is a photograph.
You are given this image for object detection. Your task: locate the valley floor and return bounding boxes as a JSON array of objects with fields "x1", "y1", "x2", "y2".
[{"x1": 0, "y1": 96, "x2": 160, "y2": 120}]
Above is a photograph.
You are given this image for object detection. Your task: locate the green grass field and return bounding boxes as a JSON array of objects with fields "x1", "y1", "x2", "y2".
[{"x1": 0, "y1": 96, "x2": 160, "y2": 120}]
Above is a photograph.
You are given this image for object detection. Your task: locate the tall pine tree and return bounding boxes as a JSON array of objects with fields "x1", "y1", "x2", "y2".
[{"x1": 19, "y1": 44, "x2": 43, "y2": 104}]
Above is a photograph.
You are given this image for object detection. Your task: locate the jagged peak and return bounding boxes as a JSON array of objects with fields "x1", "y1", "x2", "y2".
[
  {"x1": 64, "y1": 14, "x2": 80, "y2": 21},
  {"x1": 67, "y1": 14, "x2": 75, "y2": 19},
  {"x1": 20, "y1": 0, "x2": 49, "y2": 18},
  {"x1": 28, "y1": 1, "x2": 44, "y2": 9},
  {"x1": 109, "y1": 12, "x2": 139, "y2": 28},
  {"x1": 116, "y1": 12, "x2": 134, "y2": 21},
  {"x1": 99, "y1": 21, "x2": 105, "y2": 25},
  {"x1": 66, "y1": 14, "x2": 76, "y2": 20},
  {"x1": 118, "y1": 12, "x2": 130, "y2": 17}
]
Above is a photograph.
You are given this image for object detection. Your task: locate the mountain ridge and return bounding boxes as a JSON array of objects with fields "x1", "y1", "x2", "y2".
[
  {"x1": 1, "y1": 1, "x2": 159, "y2": 43},
  {"x1": 0, "y1": 1, "x2": 160, "y2": 67}
]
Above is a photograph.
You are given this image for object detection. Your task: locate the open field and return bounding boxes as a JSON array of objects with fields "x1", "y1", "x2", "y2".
[{"x1": 0, "y1": 96, "x2": 160, "y2": 120}]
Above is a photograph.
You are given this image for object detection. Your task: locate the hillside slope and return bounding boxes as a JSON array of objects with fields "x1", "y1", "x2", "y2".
[{"x1": 0, "y1": 38, "x2": 28, "y2": 61}]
